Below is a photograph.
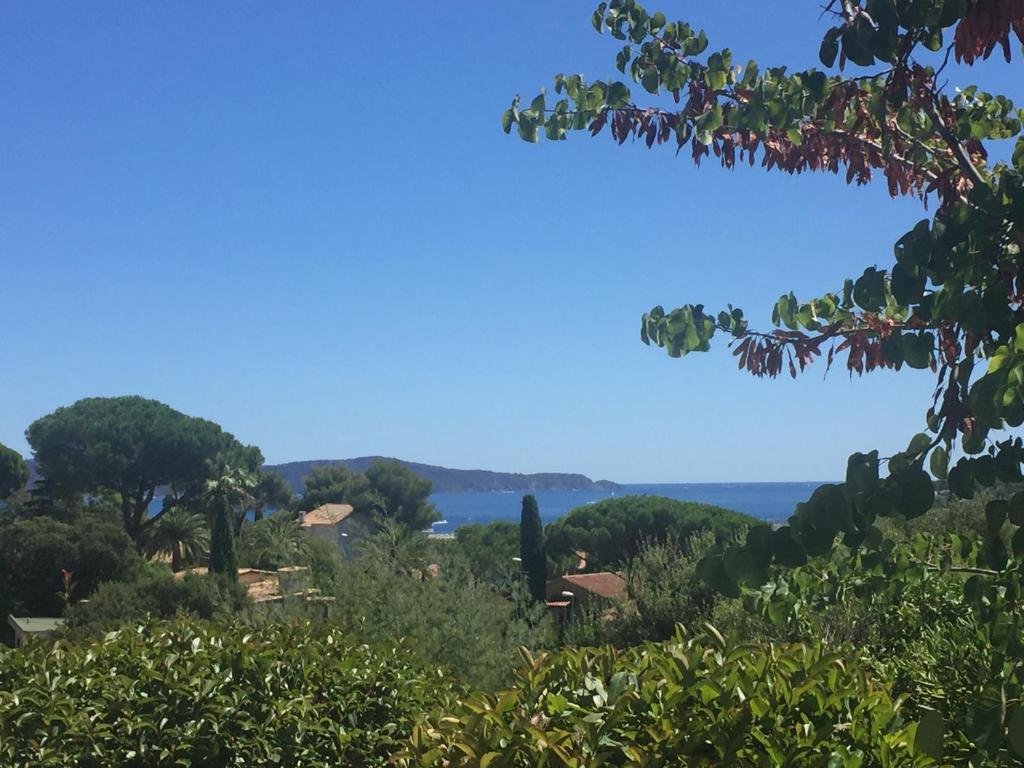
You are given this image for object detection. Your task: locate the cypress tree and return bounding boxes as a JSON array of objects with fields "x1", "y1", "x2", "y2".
[
  {"x1": 519, "y1": 494, "x2": 547, "y2": 601},
  {"x1": 208, "y1": 489, "x2": 237, "y2": 580}
]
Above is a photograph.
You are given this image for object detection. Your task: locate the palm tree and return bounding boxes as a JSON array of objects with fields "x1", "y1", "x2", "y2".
[
  {"x1": 204, "y1": 465, "x2": 255, "y2": 579},
  {"x1": 239, "y1": 512, "x2": 310, "y2": 570},
  {"x1": 144, "y1": 507, "x2": 210, "y2": 573}
]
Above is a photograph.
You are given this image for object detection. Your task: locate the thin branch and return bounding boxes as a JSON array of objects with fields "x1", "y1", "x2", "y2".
[
  {"x1": 924, "y1": 562, "x2": 1002, "y2": 577},
  {"x1": 924, "y1": 96, "x2": 988, "y2": 188}
]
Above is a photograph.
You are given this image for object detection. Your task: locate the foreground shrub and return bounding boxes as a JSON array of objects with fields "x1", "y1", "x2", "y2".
[
  {"x1": 398, "y1": 629, "x2": 934, "y2": 767},
  {"x1": 331, "y1": 523, "x2": 556, "y2": 690},
  {"x1": 0, "y1": 618, "x2": 453, "y2": 767}
]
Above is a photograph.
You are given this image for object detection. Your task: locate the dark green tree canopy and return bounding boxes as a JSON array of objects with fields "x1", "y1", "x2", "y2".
[
  {"x1": 0, "y1": 515, "x2": 140, "y2": 642},
  {"x1": 299, "y1": 460, "x2": 438, "y2": 529},
  {"x1": 453, "y1": 520, "x2": 520, "y2": 586},
  {"x1": 365, "y1": 459, "x2": 439, "y2": 531},
  {"x1": 300, "y1": 464, "x2": 375, "y2": 512},
  {"x1": 26, "y1": 396, "x2": 262, "y2": 542},
  {"x1": 250, "y1": 470, "x2": 294, "y2": 521},
  {"x1": 0, "y1": 443, "x2": 29, "y2": 501},
  {"x1": 545, "y1": 495, "x2": 755, "y2": 571}
]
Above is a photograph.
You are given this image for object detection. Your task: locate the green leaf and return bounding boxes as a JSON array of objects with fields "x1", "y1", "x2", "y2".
[
  {"x1": 966, "y1": 683, "x2": 1006, "y2": 751},
  {"x1": 694, "y1": 104, "x2": 724, "y2": 145},
  {"x1": 608, "y1": 81, "x2": 630, "y2": 108},
  {"x1": 853, "y1": 267, "x2": 886, "y2": 311},
  {"x1": 696, "y1": 553, "x2": 741, "y2": 597},
  {"x1": 819, "y1": 28, "x2": 841, "y2": 67},
  {"x1": 1008, "y1": 706, "x2": 1024, "y2": 757},
  {"x1": 902, "y1": 332, "x2": 934, "y2": 370},
  {"x1": 930, "y1": 445, "x2": 949, "y2": 480},
  {"x1": 771, "y1": 527, "x2": 808, "y2": 568},
  {"x1": 641, "y1": 67, "x2": 659, "y2": 95},
  {"x1": 1009, "y1": 492, "x2": 1024, "y2": 526},
  {"x1": 841, "y1": 19, "x2": 876, "y2": 66},
  {"x1": 915, "y1": 710, "x2": 944, "y2": 759},
  {"x1": 948, "y1": 459, "x2": 975, "y2": 499},
  {"x1": 517, "y1": 116, "x2": 539, "y2": 143},
  {"x1": 891, "y1": 262, "x2": 925, "y2": 305}
]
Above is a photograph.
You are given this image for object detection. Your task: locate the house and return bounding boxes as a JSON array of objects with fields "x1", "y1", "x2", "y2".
[
  {"x1": 7, "y1": 615, "x2": 65, "y2": 647},
  {"x1": 299, "y1": 503, "x2": 356, "y2": 550},
  {"x1": 545, "y1": 571, "x2": 626, "y2": 623}
]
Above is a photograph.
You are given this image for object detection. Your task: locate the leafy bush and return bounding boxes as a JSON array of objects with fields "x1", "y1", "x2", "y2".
[
  {"x1": 735, "y1": 535, "x2": 1013, "y2": 764},
  {"x1": 0, "y1": 515, "x2": 140, "y2": 643},
  {"x1": 331, "y1": 527, "x2": 554, "y2": 690},
  {"x1": 453, "y1": 520, "x2": 520, "y2": 586},
  {"x1": 398, "y1": 629, "x2": 934, "y2": 767},
  {"x1": 572, "y1": 530, "x2": 723, "y2": 647},
  {"x1": 64, "y1": 567, "x2": 247, "y2": 637},
  {"x1": 545, "y1": 495, "x2": 755, "y2": 570},
  {"x1": 0, "y1": 618, "x2": 453, "y2": 767}
]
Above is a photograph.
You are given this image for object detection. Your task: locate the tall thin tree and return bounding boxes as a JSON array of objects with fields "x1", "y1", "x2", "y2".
[
  {"x1": 519, "y1": 494, "x2": 547, "y2": 602},
  {"x1": 208, "y1": 488, "x2": 238, "y2": 579}
]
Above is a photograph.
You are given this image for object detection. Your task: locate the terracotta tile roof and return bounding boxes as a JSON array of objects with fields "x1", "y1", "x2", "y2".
[
  {"x1": 300, "y1": 503, "x2": 354, "y2": 527},
  {"x1": 559, "y1": 572, "x2": 626, "y2": 600},
  {"x1": 173, "y1": 567, "x2": 282, "y2": 602}
]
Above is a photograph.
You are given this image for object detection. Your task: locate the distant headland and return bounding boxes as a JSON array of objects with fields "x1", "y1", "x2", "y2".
[{"x1": 265, "y1": 457, "x2": 623, "y2": 495}]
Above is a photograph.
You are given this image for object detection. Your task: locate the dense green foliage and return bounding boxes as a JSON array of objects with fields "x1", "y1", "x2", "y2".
[
  {"x1": 300, "y1": 463, "x2": 375, "y2": 511},
  {"x1": 399, "y1": 628, "x2": 931, "y2": 767},
  {"x1": 571, "y1": 531, "x2": 721, "y2": 647},
  {"x1": 364, "y1": 459, "x2": 439, "y2": 530},
  {"x1": 143, "y1": 507, "x2": 209, "y2": 573},
  {"x1": 328, "y1": 523, "x2": 553, "y2": 690},
  {"x1": 0, "y1": 443, "x2": 28, "y2": 501},
  {"x1": 452, "y1": 520, "x2": 519, "y2": 586},
  {"x1": 0, "y1": 619, "x2": 453, "y2": 767},
  {"x1": 519, "y1": 494, "x2": 547, "y2": 600},
  {"x1": 26, "y1": 396, "x2": 262, "y2": 542},
  {"x1": 0, "y1": 515, "x2": 140, "y2": 642},
  {"x1": 300, "y1": 459, "x2": 439, "y2": 530},
  {"x1": 546, "y1": 495, "x2": 755, "y2": 570},
  {"x1": 249, "y1": 470, "x2": 294, "y2": 521},
  {"x1": 238, "y1": 511, "x2": 312, "y2": 570},
  {"x1": 7, "y1": 4, "x2": 1024, "y2": 764},
  {"x1": 64, "y1": 568, "x2": 246, "y2": 638},
  {"x1": 505, "y1": 0, "x2": 1024, "y2": 759}
]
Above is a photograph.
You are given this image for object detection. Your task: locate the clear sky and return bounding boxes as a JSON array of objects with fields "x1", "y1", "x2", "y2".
[{"x1": 2, "y1": 2, "x2": 1021, "y2": 483}]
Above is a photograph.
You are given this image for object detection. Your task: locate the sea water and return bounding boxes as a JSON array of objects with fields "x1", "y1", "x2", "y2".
[{"x1": 427, "y1": 481, "x2": 831, "y2": 532}]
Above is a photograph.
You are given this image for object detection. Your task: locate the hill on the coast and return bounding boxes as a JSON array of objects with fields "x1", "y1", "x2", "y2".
[{"x1": 265, "y1": 457, "x2": 622, "y2": 494}]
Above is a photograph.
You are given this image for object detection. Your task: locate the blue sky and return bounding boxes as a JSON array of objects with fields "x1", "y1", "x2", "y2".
[{"x1": 2, "y1": 2, "x2": 1021, "y2": 483}]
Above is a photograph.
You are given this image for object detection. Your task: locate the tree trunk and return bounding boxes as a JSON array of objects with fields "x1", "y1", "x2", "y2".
[{"x1": 171, "y1": 543, "x2": 182, "y2": 573}]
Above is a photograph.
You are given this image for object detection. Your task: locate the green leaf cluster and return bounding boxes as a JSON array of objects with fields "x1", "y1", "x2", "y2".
[
  {"x1": 397, "y1": 628, "x2": 932, "y2": 767},
  {"x1": 0, "y1": 619, "x2": 453, "y2": 767},
  {"x1": 545, "y1": 495, "x2": 756, "y2": 571}
]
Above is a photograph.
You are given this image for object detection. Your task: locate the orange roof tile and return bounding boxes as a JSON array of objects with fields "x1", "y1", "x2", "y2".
[
  {"x1": 300, "y1": 503, "x2": 354, "y2": 527},
  {"x1": 559, "y1": 572, "x2": 626, "y2": 600}
]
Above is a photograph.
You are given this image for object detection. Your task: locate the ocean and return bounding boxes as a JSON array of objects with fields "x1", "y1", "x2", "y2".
[{"x1": 426, "y1": 481, "x2": 831, "y2": 532}]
